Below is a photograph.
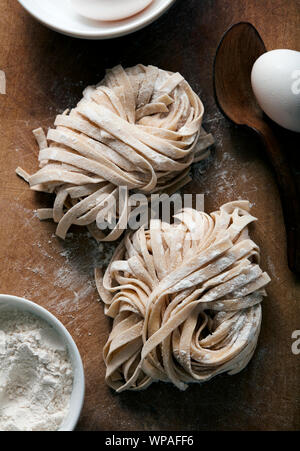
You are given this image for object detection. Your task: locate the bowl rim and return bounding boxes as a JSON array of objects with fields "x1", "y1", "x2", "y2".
[
  {"x1": 0, "y1": 294, "x2": 85, "y2": 431},
  {"x1": 17, "y1": 0, "x2": 176, "y2": 40}
]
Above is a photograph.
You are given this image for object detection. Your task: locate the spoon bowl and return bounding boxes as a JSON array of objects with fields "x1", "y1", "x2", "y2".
[{"x1": 214, "y1": 22, "x2": 265, "y2": 127}]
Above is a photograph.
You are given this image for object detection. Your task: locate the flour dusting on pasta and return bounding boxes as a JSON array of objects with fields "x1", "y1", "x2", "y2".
[
  {"x1": 95, "y1": 201, "x2": 270, "y2": 392},
  {"x1": 16, "y1": 65, "x2": 214, "y2": 241}
]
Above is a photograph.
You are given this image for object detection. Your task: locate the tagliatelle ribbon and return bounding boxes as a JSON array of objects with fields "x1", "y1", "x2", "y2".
[
  {"x1": 95, "y1": 201, "x2": 271, "y2": 392},
  {"x1": 16, "y1": 65, "x2": 214, "y2": 241}
]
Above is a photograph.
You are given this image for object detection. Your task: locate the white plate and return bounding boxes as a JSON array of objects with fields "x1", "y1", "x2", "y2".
[{"x1": 18, "y1": 0, "x2": 176, "y2": 39}]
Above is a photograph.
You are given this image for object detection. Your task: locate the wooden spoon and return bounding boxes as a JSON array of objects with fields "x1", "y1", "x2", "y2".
[{"x1": 214, "y1": 22, "x2": 300, "y2": 273}]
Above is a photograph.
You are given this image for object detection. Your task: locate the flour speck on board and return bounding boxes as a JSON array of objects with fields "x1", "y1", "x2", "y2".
[
  {"x1": 266, "y1": 256, "x2": 279, "y2": 281},
  {"x1": 0, "y1": 70, "x2": 6, "y2": 94}
]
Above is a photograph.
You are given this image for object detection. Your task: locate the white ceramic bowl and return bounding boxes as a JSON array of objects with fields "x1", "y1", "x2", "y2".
[
  {"x1": 17, "y1": 0, "x2": 176, "y2": 40},
  {"x1": 0, "y1": 294, "x2": 85, "y2": 431}
]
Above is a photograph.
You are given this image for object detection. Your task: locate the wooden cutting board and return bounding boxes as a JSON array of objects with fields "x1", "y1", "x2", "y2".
[{"x1": 0, "y1": 0, "x2": 299, "y2": 431}]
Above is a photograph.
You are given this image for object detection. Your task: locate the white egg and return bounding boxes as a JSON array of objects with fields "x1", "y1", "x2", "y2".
[
  {"x1": 251, "y1": 49, "x2": 300, "y2": 133},
  {"x1": 71, "y1": 0, "x2": 153, "y2": 22}
]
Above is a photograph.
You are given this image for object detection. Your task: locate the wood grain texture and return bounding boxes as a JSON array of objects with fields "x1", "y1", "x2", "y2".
[{"x1": 0, "y1": 0, "x2": 299, "y2": 431}]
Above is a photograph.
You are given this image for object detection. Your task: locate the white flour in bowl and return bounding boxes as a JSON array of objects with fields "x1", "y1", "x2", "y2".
[{"x1": 0, "y1": 310, "x2": 73, "y2": 431}]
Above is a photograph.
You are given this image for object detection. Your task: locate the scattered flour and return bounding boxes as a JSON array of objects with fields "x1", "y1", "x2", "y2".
[
  {"x1": 53, "y1": 232, "x2": 116, "y2": 308},
  {"x1": 0, "y1": 70, "x2": 6, "y2": 94},
  {"x1": 0, "y1": 310, "x2": 73, "y2": 431},
  {"x1": 26, "y1": 230, "x2": 117, "y2": 316}
]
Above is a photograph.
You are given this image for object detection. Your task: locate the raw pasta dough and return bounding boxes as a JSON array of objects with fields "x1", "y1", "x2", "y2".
[
  {"x1": 95, "y1": 201, "x2": 271, "y2": 392},
  {"x1": 17, "y1": 65, "x2": 214, "y2": 241}
]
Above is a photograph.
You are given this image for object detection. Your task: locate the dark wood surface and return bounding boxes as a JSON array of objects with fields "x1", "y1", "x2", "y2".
[{"x1": 0, "y1": 0, "x2": 299, "y2": 431}]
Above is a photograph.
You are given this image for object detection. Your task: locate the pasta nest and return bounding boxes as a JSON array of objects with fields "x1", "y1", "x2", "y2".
[
  {"x1": 95, "y1": 201, "x2": 270, "y2": 392},
  {"x1": 17, "y1": 65, "x2": 213, "y2": 241}
]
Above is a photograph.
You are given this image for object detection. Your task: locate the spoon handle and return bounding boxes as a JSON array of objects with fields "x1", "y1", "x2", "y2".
[{"x1": 256, "y1": 122, "x2": 300, "y2": 273}]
